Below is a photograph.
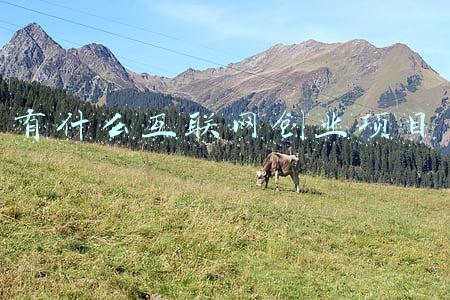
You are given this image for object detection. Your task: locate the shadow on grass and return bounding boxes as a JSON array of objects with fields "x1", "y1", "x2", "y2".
[
  {"x1": 299, "y1": 187, "x2": 323, "y2": 195},
  {"x1": 259, "y1": 186, "x2": 323, "y2": 196}
]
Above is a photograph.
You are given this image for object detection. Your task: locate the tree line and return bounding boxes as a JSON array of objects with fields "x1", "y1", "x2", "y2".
[{"x1": 0, "y1": 77, "x2": 448, "y2": 188}]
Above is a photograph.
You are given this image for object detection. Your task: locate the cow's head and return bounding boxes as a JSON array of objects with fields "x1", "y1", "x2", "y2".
[{"x1": 255, "y1": 170, "x2": 267, "y2": 186}]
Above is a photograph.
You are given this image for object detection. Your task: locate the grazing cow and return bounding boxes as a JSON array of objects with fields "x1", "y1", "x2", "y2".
[{"x1": 256, "y1": 152, "x2": 301, "y2": 193}]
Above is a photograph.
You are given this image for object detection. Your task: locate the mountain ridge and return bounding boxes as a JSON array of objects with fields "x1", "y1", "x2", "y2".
[{"x1": 0, "y1": 23, "x2": 449, "y2": 153}]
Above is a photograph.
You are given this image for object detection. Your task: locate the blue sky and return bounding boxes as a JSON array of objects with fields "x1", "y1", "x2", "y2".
[{"x1": 0, "y1": 0, "x2": 448, "y2": 80}]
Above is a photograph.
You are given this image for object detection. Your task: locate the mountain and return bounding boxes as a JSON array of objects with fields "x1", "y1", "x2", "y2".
[
  {"x1": 134, "y1": 40, "x2": 449, "y2": 151},
  {"x1": 0, "y1": 23, "x2": 208, "y2": 113},
  {"x1": 142, "y1": 39, "x2": 449, "y2": 123},
  {"x1": 0, "y1": 23, "x2": 449, "y2": 152},
  {"x1": 428, "y1": 92, "x2": 450, "y2": 155},
  {"x1": 0, "y1": 23, "x2": 133, "y2": 101}
]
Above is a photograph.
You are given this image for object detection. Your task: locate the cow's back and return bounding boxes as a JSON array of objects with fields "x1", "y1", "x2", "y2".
[
  {"x1": 272, "y1": 152, "x2": 299, "y2": 176},
  {"x1": 282, "y1": 156, "x2": 299, "y2": 175}
]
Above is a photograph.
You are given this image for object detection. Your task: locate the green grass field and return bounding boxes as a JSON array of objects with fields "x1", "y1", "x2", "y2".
[{"x1": 0, "y1": 132, "x2": 449, "y2": 299}]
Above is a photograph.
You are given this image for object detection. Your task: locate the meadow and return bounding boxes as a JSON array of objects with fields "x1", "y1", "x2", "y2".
[{"x1": 0, "y1": 133, "x2": 449, "y2": 299}]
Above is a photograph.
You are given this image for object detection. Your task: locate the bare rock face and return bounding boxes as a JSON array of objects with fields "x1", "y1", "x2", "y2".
[
  {"x1": 428, "y1": 90, "x2": 450, "y2": 155},
  {"x1": 0, "y1": 23, "x2": 134, "y2": 102},
  {"x1": 76, "y1": 43, "x2": 134, "y2": 89},
  {"x1": 0, "y1": 23, "x2": 62, "y2": 81}
]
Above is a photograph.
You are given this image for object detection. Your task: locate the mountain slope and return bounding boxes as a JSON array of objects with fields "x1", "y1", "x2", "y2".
[
  {"x1": 0, "y1": 23, "x2": 449, "y2": 152},
  {"x1": 134, "y1": 39, "x2": 450, "y2": 152},
  {"x1": 139, "y1": 40, "x2": 449, "y2": 126}
]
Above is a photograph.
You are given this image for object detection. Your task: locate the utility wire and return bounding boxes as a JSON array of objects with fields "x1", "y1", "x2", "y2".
[
  {"x1": 0, "y1": 15, "x2": 321, "y2": 123},
  {"x1": 0, "y1": 0, "x2": 326, "y2": 93},
  {"x1": 34, "y1": 0, "x2": 246, "y2": 60},
  {"x1": 0, "y1": 19, "x2": 175, "y2": 75},
  {"x1": 0, "y1": 19, "x2": 321, "y2": 122},
  {"x1": 0, "y1": 1, "x2": 391, "y2": 122}
]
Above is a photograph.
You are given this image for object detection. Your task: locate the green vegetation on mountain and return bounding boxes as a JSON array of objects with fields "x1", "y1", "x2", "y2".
[
  {"x1": 1, "y1": 23, "x2": 449, "y2": 153},
  {"x1": 106, "y1": 89, "x2": 210, "y2": 114},
  {"x1": 0, "y1": 77, "x2": 449, "y2": 188}
]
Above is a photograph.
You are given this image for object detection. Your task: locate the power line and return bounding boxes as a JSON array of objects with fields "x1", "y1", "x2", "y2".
[
  {"x1": 0, "y1": 18, "x2": 325, "y2": 125},
  {"x1": 0, "y1": 24, "x2": 16, "y2": 34},
  {"x1": 0, "y1": 19, "x2": 175, "y2": 76},
  {"x1": 0, "y1": 3, "x2": 323, "y2": 120},
  {"x1": 0, "y1": 18, "x2": 371, "y2": 126},
  {"x1": 0, "y1": 0, "x2": 319, "y2": 93},
  {"x1": 34, "y1": 0, "x2": 246, "y2": 60},
  {"x1": 0, "y1": 1, "x2": 226, "y2": 65},
  {"x1": 0, "y1": 1, "x2": 389, "y2": 123}
]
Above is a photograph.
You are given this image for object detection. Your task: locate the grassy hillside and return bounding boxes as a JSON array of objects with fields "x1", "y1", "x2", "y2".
[{"x1": 0, "y1": 133, "x2": 449, "y2": 299}]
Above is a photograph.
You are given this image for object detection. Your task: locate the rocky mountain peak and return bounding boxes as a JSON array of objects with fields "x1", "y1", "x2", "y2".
[
  {"x1": 79, "y1": 43, "x2": 117, "y2": 62},
  {"x1": 0, "y1": 23, "x2": 136, "y2": 100},
  {"x1": 10, "y1": 22, "x2": 61, "y2": 52},
  {"x1": 75, "y1": 43, "x2": 133, "y2": 89},
  {"x1": 301, "y1": 39, "x2": 325, "y2": 47},
  {"x1": 386, "y1": 42, "x2": 433, "y2": 71}
]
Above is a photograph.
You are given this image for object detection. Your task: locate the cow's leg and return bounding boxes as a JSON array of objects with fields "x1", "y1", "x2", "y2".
[
  {"x1": 291, "y1": 172, "x2": 300, "y2": 193},
  {"x1": 275, "y1": 171, "x2": 280, "y2": 191},
  {"x1": 264, "y1": 176, "x2": 269, "y2": 189}
]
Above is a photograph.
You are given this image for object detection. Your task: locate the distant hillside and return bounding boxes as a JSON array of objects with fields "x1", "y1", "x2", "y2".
[
  {"x1": 139, "y1": 41, "x2": 449, "y2": 125},
  {"x1": 105, "y1": 89, "x2": 210, "y2": 114},
  {"x1": 0, "y1": 23, "x2": 449, "y2": 153},
  {"x1": 1, "y1": 78, "x2": 449, "y2": 188}
]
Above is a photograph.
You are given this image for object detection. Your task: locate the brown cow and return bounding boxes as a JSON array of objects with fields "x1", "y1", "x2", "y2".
[{"x1": 256, "y1": 152, "x2": 301, "y2": 193}]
